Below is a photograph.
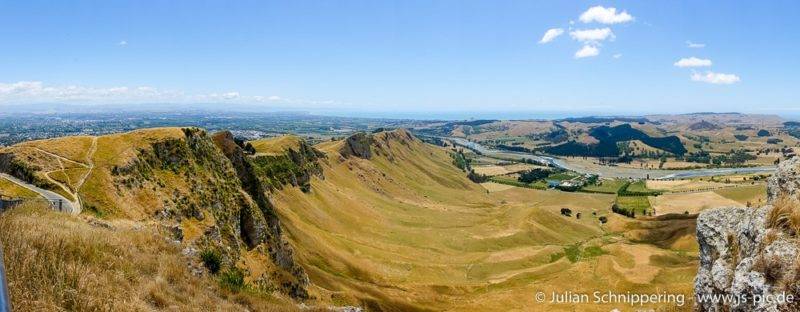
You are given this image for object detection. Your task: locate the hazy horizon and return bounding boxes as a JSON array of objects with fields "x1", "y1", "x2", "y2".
[{"x1": 2, "y1": 102, "x2": 799, "y2": 121}]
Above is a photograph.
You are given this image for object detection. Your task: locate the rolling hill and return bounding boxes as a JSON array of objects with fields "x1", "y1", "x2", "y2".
[
  {"x1": 266, "y1": 129, "x2": 698, "y2": 310},
  {"x1": 0, "y1": 127, "x2": 700, "y2": 311},
  {"x1": 544, "y1": 124, "x2": 687, "y2": 157},
  {"x1": 0, "y1": 127, "x2": 310, "y2": 300}
]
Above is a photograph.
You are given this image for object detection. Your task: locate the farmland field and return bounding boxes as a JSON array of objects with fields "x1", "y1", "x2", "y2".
[
  {"x1": 615, "y1": 195, "x2": 653, "y2": 216},
  {"x1": 581, "y1": 179, "x2": 627, "y2": 193}
]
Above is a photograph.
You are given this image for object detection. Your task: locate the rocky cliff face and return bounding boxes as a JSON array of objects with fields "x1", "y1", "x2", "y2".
[
  {"x1": 767, "y1": 157, "x2": 800, "y2": 202},
  {"x1": 695, "y1": 157, "x2": 800, "y2": 311},
  {"x1": 339, "y1": 132, "x2": 373, "y2": 159},
  {"x1": 112, "y1": 128, "x2": 309, "y2": 298}
]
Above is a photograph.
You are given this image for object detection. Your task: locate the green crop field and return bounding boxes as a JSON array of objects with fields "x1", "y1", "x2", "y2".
[
  {"x1": 615, "y1": 195, "x2": 653, "y2": 216},
  {"x1": 581, "y1": 179, "x2": 627, "y2": 194}
]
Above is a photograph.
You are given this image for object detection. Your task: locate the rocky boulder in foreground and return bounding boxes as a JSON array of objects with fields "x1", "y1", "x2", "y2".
[{"x1": 695, "y1": 157, "x2": 800, "y2": 311}]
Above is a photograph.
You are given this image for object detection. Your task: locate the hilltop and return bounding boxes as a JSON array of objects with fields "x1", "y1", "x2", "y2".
[{"x1": 0, "y1": 127, "x2": 311, "y2": 302}]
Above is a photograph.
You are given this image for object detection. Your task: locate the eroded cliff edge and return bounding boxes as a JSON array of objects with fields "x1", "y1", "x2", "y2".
[{"x1": 695, "y1": 157, "x2": 800, "y2": 311}]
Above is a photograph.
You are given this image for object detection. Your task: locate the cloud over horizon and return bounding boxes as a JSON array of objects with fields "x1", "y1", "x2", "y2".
[{"x1": 0, "y1": 81, "x2": 285, "y2": 105}]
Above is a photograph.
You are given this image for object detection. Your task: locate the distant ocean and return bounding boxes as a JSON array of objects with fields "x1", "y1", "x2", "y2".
[
  {"x1": 312, "y1": 110, "x2": 617, "y2": 121},
  {"x1": 314, "y1": 110, "x2": 800, "y2": 121}
]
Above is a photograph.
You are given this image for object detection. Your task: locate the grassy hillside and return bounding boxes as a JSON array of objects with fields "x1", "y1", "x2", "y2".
[
  {"x1": 270, "y1": 129, "x2": 698, "y2": 311},
  {"x1": 0, "y1": 202, "x2": 304, "y2": 311},
  {"x1": 0, "y1": 127, "x2": 700, "y2": 311},
  {"x1": 0, "y1": 127, "x2": 311, "y2": 301},
  {"x1": 251, "y1": 135, "x2": 304, "y2": 155},
  {"x1": 0, "y1": 176, "x2": 39, "y2": 198}
]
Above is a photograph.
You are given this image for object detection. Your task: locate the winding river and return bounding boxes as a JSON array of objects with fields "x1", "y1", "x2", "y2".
[{"x1": 447, "y1": 137, "x2": 776, "y2": 180}]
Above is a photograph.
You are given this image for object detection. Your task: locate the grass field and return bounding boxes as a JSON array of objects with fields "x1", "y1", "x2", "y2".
[
  {"x1": 479, "y1": 181, "x2": 516, "y2": 192},
  {"x1": 626, "y1": 181, "x2": 660, "y2": 193},
  {"x1": 650, "y1": 191, "x2": 744, "y2": 215},
  {"x1": 581, "y1": 179, "x2": 627, "y2": 193},
  {"x1": 615, "y1": 196, "x2": 653, "y2": 216},
  {"x1": 471, "y1": 163, "x2": 538, "y2": 176},
  {"x1": 714, "y1": 184, "x2": 767, "y2": 206},
  {"x1": 647, "y1": 179, "x2": 734, "y2": 192},
  {"x1": 489, "y1": 175, "x2": 548, "y2": 190}
]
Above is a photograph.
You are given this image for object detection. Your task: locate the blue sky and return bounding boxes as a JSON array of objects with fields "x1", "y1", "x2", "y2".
[{"x1": 1, "y1": 1, "x2": 798, "y2": 117}]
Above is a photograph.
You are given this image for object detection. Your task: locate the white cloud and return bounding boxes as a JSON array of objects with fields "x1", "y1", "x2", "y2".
[
  {"x1": 691, "y1": 71, "x2": 741, "y2": 84},
  {"x1": 674, "y1": 57, "x2": 712, "y2": 68},
  {"x1": 570, "y1": 28, "x2": 615, "y2": 43},
  {"x1": 0, "y1": 81, "x2": 288, "y2": 104},
  {"x1": 539, "y1": 28, "x2": 564, "y2": 44},
  {"x1": 118, "y1": 40, "x2": 128, "y2": 46},
  {"x1": 613, "y1": 53, "x2": 622, "y2": 59},
  {"x1": 575, "y1": 45, "x2": 599, "y2": 58},
  {"x1": 579, "y1": 6, "x2": 634, "y2": 24},
  {"x1": 686, "y1": 41, "x2": 705, "y2": 48}
]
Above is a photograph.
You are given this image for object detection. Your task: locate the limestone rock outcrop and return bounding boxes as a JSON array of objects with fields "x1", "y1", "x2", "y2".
[{"x1": 695, "y1": 157, "x2": 800, "y2": 311}]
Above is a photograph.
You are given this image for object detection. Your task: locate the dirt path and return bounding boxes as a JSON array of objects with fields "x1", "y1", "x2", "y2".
[
  {"x1": 24, "y1": 137, "x2": 98, "y2": 214},
  {"x1": 30, "y1": 147, "x2": 90, "y2": 168},
  {"x1": 75, "y1": 137, "x2": 98, "y2": 191}
]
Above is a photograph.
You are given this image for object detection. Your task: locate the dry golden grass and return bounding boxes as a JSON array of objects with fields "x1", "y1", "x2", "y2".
[
  {"x1": 0, "y1": 202, "x2": 300, "y2": 312},
  {"x1": 650, "y1": 191, "x2": 743, "y2": 215},
  {"x1": 16, "y1": 136, "x2": 94, "y2": 164},
  {"x1": 479, "y1": 181, "x2": 515, "y2": 193},
  {"x1": 647, "y1": 180, "x2": 734, "y2": 192},
  {"x1": 2, "y1": 128, "x2": 702, "y2": 311},
  {"x1": 0, "y1": 177, "x2": 39, "y2": 198},
  {"x1": 92, "y1": 127, "x2": 185, "y2": 167},
  {"x1": 471, "y1": 163, "x2": 538, "y2": 176},
  {"x1": 714, "y1": 184, "x2": 768, "y2": 206},
  {"x1": 250, "y1": 135, "x2": 303, "y2": 155},
  {"x1": 767, "y1": 197, "x2": 800, "y2": 236},
  {"x1": 270, "y1": 130, "x2": 697, "y2": 311}
]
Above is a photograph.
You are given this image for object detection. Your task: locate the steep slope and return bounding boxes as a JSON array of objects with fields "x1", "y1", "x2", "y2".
[
  {"x1": 0, "y1": 202, "x2": 301, "y2": 311},
  {"x1": 269, "y1": 129, "x2": 698, "y2": 311},
  {"x1": 0, "y1": 128, "x2": 309, "y2": 299}
]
